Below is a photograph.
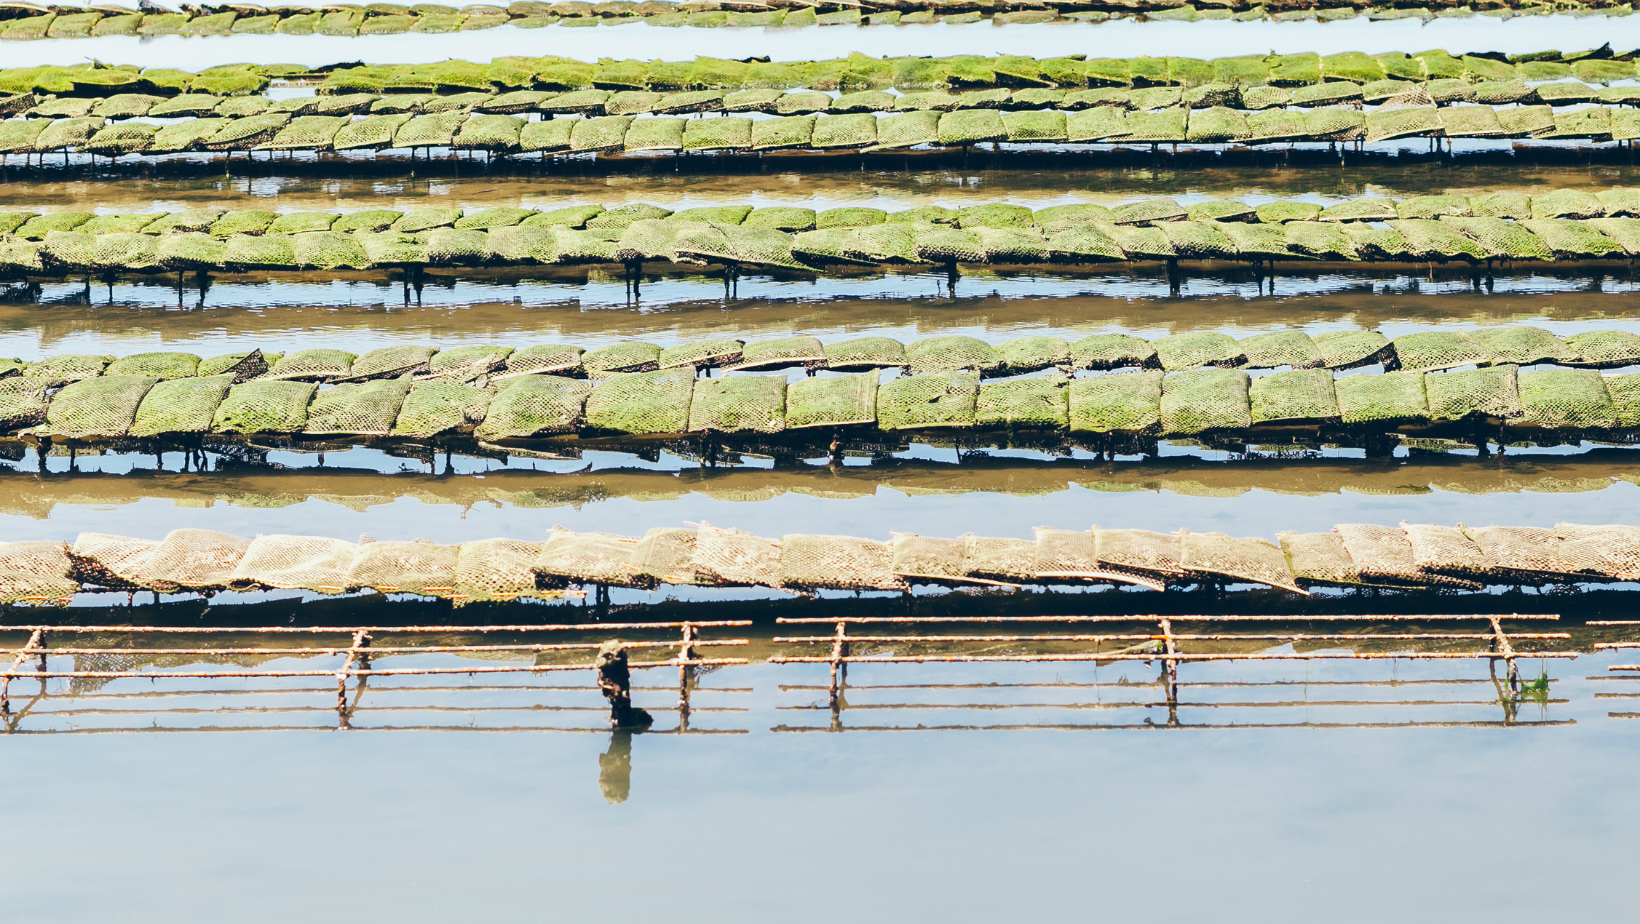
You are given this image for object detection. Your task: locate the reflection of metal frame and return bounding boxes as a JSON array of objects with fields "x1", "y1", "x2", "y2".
[
  {"x1": 770, "y1": 614, "x2": 1579, "y2": 731},
  {"x1": 0, "y1": 622, "x2": 751, "y2": 734},
  {"x1": 1590, "y1": 619, "x2": 1640, "y2": 718}
]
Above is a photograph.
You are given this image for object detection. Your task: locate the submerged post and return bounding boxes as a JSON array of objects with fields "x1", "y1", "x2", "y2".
[{"x1": 595, "y1": 640, "x2": 653, "y2": 729}]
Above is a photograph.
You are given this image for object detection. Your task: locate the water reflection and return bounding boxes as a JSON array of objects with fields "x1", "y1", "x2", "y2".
[{"x1": 598, "y1": 730, "x2": 634, "y2": 804}]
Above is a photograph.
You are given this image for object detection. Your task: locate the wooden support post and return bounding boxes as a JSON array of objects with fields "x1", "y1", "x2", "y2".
[
  {"x1": 1, "y1": 628, "x2": 44, "y2": 723},
  {"x1": 1159, "y1": 617, "x2": 1179, "y2": 726},
  {"x1": 827, "y1": 620, "x2": 849, "y2": 714},
  {"x1": 335, "y1": 630, "x2": 371, "y2": 729}
]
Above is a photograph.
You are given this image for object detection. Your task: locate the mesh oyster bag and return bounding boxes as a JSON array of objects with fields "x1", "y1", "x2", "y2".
[
  {"x1": 263, "y1": 349, "x2": 357, "y2": 381},
  {"x1": 1160, "y1": 369, "x2": 1251, "y2": 434},
  {"x1": 1555, "y1": 523, "x2": 1640, "y2": 580},
  {"x1": 995, "y1": 337, "x2": 1070, "y2": 375},
  {"x1": 1566, "y1": 330, "x2": 1640, "y2": 368},
  {"x1": 349, "y1": 345, "x2": 436, "y2": 380},
  {"x1": 687, "y1": 375, "x2": 786, "y2": 433},
  {"x1": 1402, "y1": 523, "x2": 1490, "y2": 578},
  {"x1": 1068, "y1": 371, "x2": 1163, "y2": 433},
  {"x1": 976, "y1": 378, "x2": 1068, "y2": 428},
  {"x1": 779, "y1": 534, "x2": 906, "y2": 591},
  {"x1": 126, "y1": 529, "x2": 252, "y2": 591},
  {"x1": 729, "y1": 336, "x2": 826, "y2": 371},
  {"x1": 1179, "y1": 529, "x2": 1304, "y2": 593},
  {"x1": 453, "y1": 539, "x2": 551, "y2": 604},
  {"x1": 823, "y1": 338, "x2": 905, "y2": 371},
  {"x1": 629, "y1": 528, "x2": 703, "y2": 586},
  {"x1": 1517, "y1": 369, "x2": 1617, "y2": 429},
  {"x1": 1033, "y1": 528, "x2": 1165, "y2": 590},
  {"x1": 35, "y1": 375, "x2": 158, "y2": 439},
  {"x1": 501, "y1": 344, "x2": 584, "y2": 377},
  {"x1": 1314, "y1": 330, "x2": 1390, "y2": 370},
  {"x1": 690, "y1": 523, "x2": 782, "y2": 588},
  {"x1": 583, "y1": 367, "x2": 695, "y2": 434},
  {"x1": 1463, "y1": 526, "x2": 1574, "y2": 581},
  {"x1": 1154, "y1": 332, "x2": 1245, "y2": 371},
  {"x1": 531, "y1": 529, "x2": 650, "y2": 588},
  {"x1": 392, "y1": 382, "x2": 492, "y2": 438},
  {"x1": 876, "y1": 371, "x2": 979, "y2": 430},
  {"x1": 0, "y1": 541, "x2": 79, "y2": 604},
  {"x1": 1390, "y1": 333, "x2": 1495, "y2": 372},
  {"x1": 0, "y1": 378, "x2": 55, "y2": 432},
  {"x1": 1335, "y1": 371, "x2": 1427, "y2": 424},
  {"x1": 1334, "y1": 523, "x2": 1480, "y2": 588},
  {"x1": 106, "y1": 352, "x2": 200, "y2": 381},
  {"x1": 1424, "y1": 365, "x2": 1522, "y2": 421},
  {"x1": 68, "y1": 533, "x2": 159, "y2": 591},
  {"x1": 906, "y1": 337, "x2": 1000, "y2": 375},
  {"x1": 1068, "y1": 335, "x2": 1157, "y2": 371},
  {"x1": 1278, "y1": 531, "x2": 1368, "y2": 587},
  {"x1": 304, "y1": 379, "x2": 409, "y2": 436},
  {"x1": 583, "y1": 341, "x2": 661, "y2": 376},
  {"x1": 1249, "y1": 368, "x2": 1339, "y2": 424},
  {"x1": 211, "y1": 380, "x2": 317, "y2": 433},
  {"x1": 474, "y1": 375, "x2": 594, "y2": 439},
  {"x1": 128, "y1": 375, "x2": 233, "y2": 437},
  {"x1": 227, "y1": 535, "x2": 355, "y2": 594},
  {"x1": 1239, "y1": 331, "x2": 1323, "y2": 370},
  {"x1": 1472, "y1": 326, "x2": 1572, "y2": 365},
  {"x1": 346, "y1": 539, "x2": 458, "y2": 596},
  {"x1": 785, "y1": 373, "x2": 878, "y2": 429}
]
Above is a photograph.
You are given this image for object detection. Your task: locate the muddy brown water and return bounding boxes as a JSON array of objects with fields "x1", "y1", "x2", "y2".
[
  {"x1": 7, "y1": 159, "x2": 1640, "y2": 214},
  {"x1": 5, "y1": 287, "x2": 1640, "y2": 356}
]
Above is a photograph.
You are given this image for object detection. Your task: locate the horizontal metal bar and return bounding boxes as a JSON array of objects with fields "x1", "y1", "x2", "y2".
[
  {"x1": 772, "y1": 632, "x2": 1570, "y2": 644},
  {"x1": 1607, "y1": 665, "x2": 1640, "y2": 671},
  {"x1": 0, "y1": 657, "x2": 749, "y2": 680},
  {"x1": 0, "y1": 622, "x2": 752, "y2": 634},
  {"x1": 771, "y1": 651, "x2": 1582, "y2": 665},
  {"x1": 778, "y1": 677, "x2": 1519, "y2": 691},
  {"x1": 775, "y1": 614, "x2": 1556, "y2": 624},
  {"x1": 12, "y1": 640, "x2": 748, "y2": 656},
  {"x1": 777, "y1": 698, "x2": 1566, "y2": 711},
  {"x1": 772, "y1": 720, "x2": 1576, "y2": 732}
]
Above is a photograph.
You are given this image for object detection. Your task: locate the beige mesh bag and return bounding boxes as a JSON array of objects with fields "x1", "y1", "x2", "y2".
[
  {"x1": 228, "y1": 535, "x2": 358, "y2": 593},
  {"x1": 1034, "y1": 527, "x2": 1165, "y2": 590},
  {"x1": 1402, "y1": 522, "x2": 1489, "y2": 577},
  {"x1": 1335, "y1": 523, "x2": 1481, "y2": 588},
  {"x1": 890, "y1": 534, "x2": 971, "y2": 584},
  {"x1": 0, "y1": 541, "x2": 79, "y2": 603},
  {"x1": 69, "y1": 533, "x2": 161, "y2": 590},
  {"x1": 1554, "y1": 523, "x2": 1640, "y2": 580},
  {"x1": 780, "y1": 534, "x2": 906, "y2": 592},
  {"x1": 1178, "y1": 530, "x2": 1304, "y2": 593},
  {"x1": 1462, "y1": 525, "x2": 1571, "y2": 579},
  {"x1": 1277, "y1": 531, "x2": 1364, "y2": 587},
  {"x1": 1094, "y1": 528, "x2": 1184, "y2": 580},
  {"x1": 346, "y1": 539, "x2": 459, "y2": 596},
  {"x1": 453, "y1": 538, "x2": 551, "y2": 604},
  {"x1": 533, "y1": 528, "x2": 652, "y2": 588},
  {"x1": 691, "y1": 523, "x2": 783, "y2": 587},
  {"x1": 628, "y1": 528, "x2": 703, "y2": 585},
  {"x1": 128, "y1": 529, "x2": 252, "y2": 591},
  {"x1": 963, "y1": 535, "x2": 1038, "y2": 583}
]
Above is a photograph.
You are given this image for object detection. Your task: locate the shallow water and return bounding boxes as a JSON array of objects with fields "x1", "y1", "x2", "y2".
[
  {"x1": 0, "y1": 642, "x2": 1635, "y2": 922},
  {"x1": 8, "y1": 283, "x2": 1640, "y2": 355},
  {"x1": 8, "y1": 160, "x2": 1640, "y2": 214}
]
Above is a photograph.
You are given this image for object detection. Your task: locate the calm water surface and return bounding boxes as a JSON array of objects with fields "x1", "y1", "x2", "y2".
[{"x1": 0, "y1": 649, "x2": 1634, "y2": 922}]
